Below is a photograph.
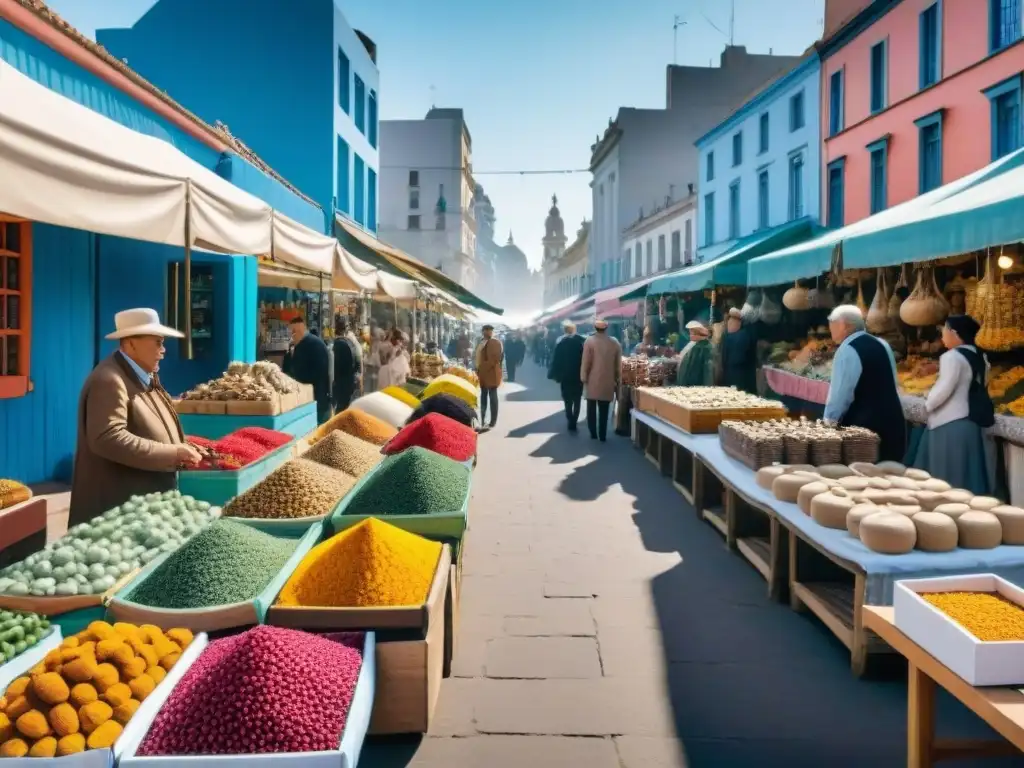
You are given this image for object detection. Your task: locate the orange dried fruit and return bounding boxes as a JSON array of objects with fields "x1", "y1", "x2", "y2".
[
  {"x1": 56, "y1": 732, "x2": 86, "y2": 755},
  {"x1": 48, "y1": 702, "x2": 79, "y2": 737},
  {"x1": 78, "y1": 700, "x2": 112, "y2": 734},
  {"x1": 32, "y1": 672, "x2": 70, "y2": 705},
  {"x1": 28, "y1": 736, "x2": 58, "y2": 757}
]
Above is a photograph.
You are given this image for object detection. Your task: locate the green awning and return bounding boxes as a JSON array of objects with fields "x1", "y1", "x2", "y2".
[{"x1": 633, "y1": 217, "x2": 818, "y2": 298}]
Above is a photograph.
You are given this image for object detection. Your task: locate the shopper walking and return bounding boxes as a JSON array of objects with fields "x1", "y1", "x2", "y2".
[
  {"x1": 581, "y1": 319, "x2": 622, "y2": 441},
  {"x1": 331, "y1": 316, "x2": 361, "y2": 412},
  {"x1": 506, "y1": 333, "x2": 526, "y2": 382},
  {"x1": 283, "y1": 316, "x2": 331, "y2": 424},
  {"x1": 475, "y1": 324, "x2": 504, "y2": 429},
  {"x1": 549, "y1": 321, "x2": 586, "y2": 432}
]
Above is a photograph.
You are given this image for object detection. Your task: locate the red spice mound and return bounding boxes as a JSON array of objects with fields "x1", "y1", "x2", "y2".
[
  {"x1": 383, "y1": 412, "x2": 477, "y2": 462},
  {"x1": 137, "y1": 626, "x2": 364, "y2": 756},
  {"x1": 187, "y1": 435, "x2": 215, "y2": 449},
  {"x1": 232, "y1": 427, "x2": 292, "y2": 450}
]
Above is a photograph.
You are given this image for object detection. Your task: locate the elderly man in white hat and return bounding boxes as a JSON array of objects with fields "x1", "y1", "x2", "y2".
[
  {"x1": 69, "y1": 308, "x2": 201, "y2": 526},
  {"x1": 676, "y1": 319, "x2": 714, "y2": 386}
]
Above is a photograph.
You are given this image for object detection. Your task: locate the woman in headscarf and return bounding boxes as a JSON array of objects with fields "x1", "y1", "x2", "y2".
[
  {"x1": 914, "y1": 315, "x2": 994, "y2": 493},
  {"x1": 676, "y1": 321, "x2": 714, "y2": 386}
]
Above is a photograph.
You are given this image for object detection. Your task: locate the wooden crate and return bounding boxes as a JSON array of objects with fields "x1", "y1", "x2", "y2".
[
  {"x1": 225, "y1": 396, "x2": 281, "y2": 416},
  {"x1": 631, "y1": 388, "x2": 662, "y2": 415}
]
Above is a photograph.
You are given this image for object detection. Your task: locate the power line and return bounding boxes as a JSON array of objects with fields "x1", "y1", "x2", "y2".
[{"x1": 379, "y1": 165, "x2": 590, "y2": 175}]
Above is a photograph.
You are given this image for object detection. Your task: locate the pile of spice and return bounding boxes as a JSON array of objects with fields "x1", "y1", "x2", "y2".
[
  {"x1": 304, "y1": 431, "x2": 382, "y2": 479},
  {"x1": 0, "y1": 621, "x2": 192, "y2": 757},
  {"x1": 182, "y1": 427, "x2": 291, "y2": 471},
  {"x1": 310, "y1": 409, "x2": 397, "y2": 447},
  {"x1": 224, "y1": 458, "x2": 357, "y2": 520},
  {"x1": 400, "y1": 380, "x2": 428, "y2": 398},
  {"x1": 277, "y1": 519, "x2": 441, "y2": 608},
  {"x1": 421, "y1": 374, "x2": 479, "y2": 410},
  {"x1": 136, "y1": 626, "x2": 363, "y2": 756},
  {"x1": 921, "y1": 591, "x2": 1024, "y2": 642},
  {"x1": 341, "y1": 447, "x2": 471, "y2": 518},
  {"x1": 380, "y1": 385, "x2": 421, "y2": 409},
  {"x1": 350, "y1": 392, "x2": 415, "y2": 429},
  {"x1": 384, "y1": 412, "x2": 477, "y2": 462},
  {"x1": 408, "y1": 393, "x2": 476, "y2": 428},
  {"x1": 125, "y1": 520, "x2": 298, "y2": 609}
]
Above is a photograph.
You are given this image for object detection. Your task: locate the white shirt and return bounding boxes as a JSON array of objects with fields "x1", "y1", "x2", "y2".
[{"x1": 925, "y1": 346, "x2": 987, "y2": 430}]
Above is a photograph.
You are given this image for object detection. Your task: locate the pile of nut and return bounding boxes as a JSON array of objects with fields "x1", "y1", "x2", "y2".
[
  {"x1": 649, "y1": 386, "x2": 784, "y2": 411},
  {"x1": 181, "y1": 361, "x2": 300, "y2": 402}
]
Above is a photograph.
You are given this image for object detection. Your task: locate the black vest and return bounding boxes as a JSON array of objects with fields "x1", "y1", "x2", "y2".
[{"x1": 841, "y1": 334, "x2": 907, "y2": 462}]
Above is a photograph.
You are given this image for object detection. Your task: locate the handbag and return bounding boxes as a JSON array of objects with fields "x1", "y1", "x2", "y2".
[{"x1": 955, "y1": 347, "x2": 996, "y2": 428}]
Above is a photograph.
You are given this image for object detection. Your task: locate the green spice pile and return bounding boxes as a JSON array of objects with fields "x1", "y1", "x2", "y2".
[
  {"x1": 341, "y1": 446, "x2": 471, "y2": 517},
  {"x1": 303, "y1": 431, "x2": 382, "y2": 479},
  {"x1": 125, "y1": 519, "x2": 298, "y2": 609},
  {"x1": 224, "y1": 458, "x2": 356, "y2": 520}
]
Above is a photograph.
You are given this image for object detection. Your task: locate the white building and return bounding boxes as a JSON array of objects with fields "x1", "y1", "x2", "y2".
[
  {"x1": 695, "y1": 50, "x2": 821, "y2": 262},
  {"x1": 544, "y1": 220, "x2": 589, "y2": 308},
  {"x1": 621, "y1": 194, "x2": 697, "y2": 281},
  {"x1": 378, "y1": 109, "x2": 478, "y2": 289},
  {"x1": 589, "y1": 45, "x2": 803, "y2": 290}
]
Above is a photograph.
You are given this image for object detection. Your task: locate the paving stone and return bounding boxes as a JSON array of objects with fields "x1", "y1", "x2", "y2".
[
  {"x1": 503, "y1": 598, "x2": 595, "y2": 636},
  {"x1": 407, "y1": 735, "x2": 622, "y2": 767},
  {"x1": 428, "y1": 677, "x2": 478, "y2": 736},
  {"x1": 597, "y1": 622, "x2": 667, "y2": 680},
  {"x1": 485, "y1": 636, "x2": 602, "y2": 678}
]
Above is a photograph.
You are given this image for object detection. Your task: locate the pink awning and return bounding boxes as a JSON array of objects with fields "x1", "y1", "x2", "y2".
[
  {"x1": 593, "y1": 276, "x2": 655, "y2": 315},
  {"x1": 597, "y1": 300, "x2": 642, "y2": 321}
]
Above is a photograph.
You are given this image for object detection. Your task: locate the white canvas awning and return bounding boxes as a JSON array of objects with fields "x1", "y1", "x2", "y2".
[{"x1": 271, "y1": 212, "x2": 335, "y2": 274}]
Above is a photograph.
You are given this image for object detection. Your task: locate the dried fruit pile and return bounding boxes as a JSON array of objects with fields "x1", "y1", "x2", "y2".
[
  {"x1": 0, "y1": 611, "x2": 49, "y2": 664},
  {"x1": 125, "y1": 520, "x2": 298, "y2": 610},
  {"x1": 0, "y1": 621, "x2": 192, "y2": 757},
  {"x1": 384, "y1": 413, "x2": 477, "y2": 462},
  {"x1": 277, "y1": 519, "x2": 441, "y2": 608},
  {"x1": 0, "y1": 480, "x2": 30, "y2": 511},
  {"x1": 224, "y1": 458, "x2": 357, "y2": 520},
  {"x1": 184, "y1": 427, "x2": 291, "y2": 471},
  {"x1": 181, "y1": 361, "x2": 299, "y2": 403},
  {"x1": 341, "y1": 447, "x2": 471, "y2": 518},
  {"x1": 310, "y1": 409, "x2": 397, "y2": 447},
  {"x1": 304, "y1": 431, "x2": 382, "y2": 479},
  {"x1": 137, "y1": 626, "x2": 363, "y2": 756}
]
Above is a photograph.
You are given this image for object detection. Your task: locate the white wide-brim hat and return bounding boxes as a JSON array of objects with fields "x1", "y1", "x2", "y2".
[{"x1": 105, "y1": 308, "x2": 184, "y2": 340}]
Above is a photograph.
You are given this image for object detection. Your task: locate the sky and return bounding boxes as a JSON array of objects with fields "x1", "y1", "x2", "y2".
[{"x1": 49, "y1": 0, "x2": 823, "y2": 271}]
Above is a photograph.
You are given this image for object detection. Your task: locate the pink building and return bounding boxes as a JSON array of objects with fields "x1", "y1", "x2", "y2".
[{"x1": 820, "y1": 0, "x2": 1024, "y2": 228}]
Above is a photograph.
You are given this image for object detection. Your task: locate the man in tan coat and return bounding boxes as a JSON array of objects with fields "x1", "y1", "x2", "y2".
[
  {"x1": 581, "y1": 319, "x2": 622, "y2": 441},
  {"x1": 69, "y1": 309, "x2": 201, "y2": 526},
  {"x1": 475, "y1": 324, "x2": 504, "y2": 429}
]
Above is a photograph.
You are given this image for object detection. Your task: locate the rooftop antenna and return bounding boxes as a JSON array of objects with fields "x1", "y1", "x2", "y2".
[
  {"x1": 673, "y1": 15, "x2": 687, "y2": 65},
  {"x1": 729, "y1": 0, "x2": 735, "y2": 45}
]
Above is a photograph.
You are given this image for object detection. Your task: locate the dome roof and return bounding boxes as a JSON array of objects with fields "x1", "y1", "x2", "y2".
[{"x1": 544, "y1": 194, "x2": 565, "y2": 240}]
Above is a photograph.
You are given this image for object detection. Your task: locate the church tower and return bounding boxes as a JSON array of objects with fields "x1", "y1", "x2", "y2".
[{"x1": 542, "y1": 194, "x2": 567, "y2": 263}]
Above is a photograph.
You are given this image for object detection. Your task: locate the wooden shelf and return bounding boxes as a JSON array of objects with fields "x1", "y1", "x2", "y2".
[
  {"x1": 702, "y1": 505, "x2": 727, "y2": 537},
  {"x1": 737, "y1": 536, "x2": 771, "y2": 581}
]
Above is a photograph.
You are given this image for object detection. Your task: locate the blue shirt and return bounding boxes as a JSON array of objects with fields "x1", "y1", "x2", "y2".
[
  {"x1": 119, "y1": 350, "x2": 152, "y2": 388},
  {"x1": 823, "y1": 331, "x2": 898, "y2": 423}
]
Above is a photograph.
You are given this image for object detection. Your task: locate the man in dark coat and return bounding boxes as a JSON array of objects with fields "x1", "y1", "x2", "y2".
[
  {"x1": 332, "y1": 316, "x2": 361, "y2": 412},
  {"x1": 505, "y1": 333, "x2": 526, "y2": 382},
  {"x1": 548, "y1": 321, "x2": 586, "y2": 432},
  {"x1": 283, "y1": 316, "x2": 331, "y2": 424},
  {"x1": 720, "y1": 308, "x2": 758, "y2": 394}
]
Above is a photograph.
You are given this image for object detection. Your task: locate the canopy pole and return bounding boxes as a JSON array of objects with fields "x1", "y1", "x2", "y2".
[{"x1": 184, "y1": 182, "x2": 193, "y2": 361}]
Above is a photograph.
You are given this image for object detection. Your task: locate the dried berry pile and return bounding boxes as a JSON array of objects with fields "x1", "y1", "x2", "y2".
[
  {"x1": 137, "y1": 626, "x2": 363, "y2": 756},
  {"x1": 408, "y1": 393, "x2": 476, "y2": 428},
  {"x1": 311, "y1": 409, "x2": 397, "y2": 447},
  {"x1": 125, "y1": 520, "x2": 298, "y2": 609},
  {"x1": 224, "y1": 458, "x2": 357, "y2": 520},
  {"x1": 304, "y1": 431, "x2": 382, "y2": 479},
  {"x1": 183, "y1": 427, "x2": 291, "y2": 471},
  {"x1": 277, "y1": 519, "x2": 441, "y2": 608},
  {"x1": 341, "y1": 446, "x2": 471, "y2": 517},
  {"x1": 0, "y1": 621, "x2": 192, "y2": 757},
  {"x1": 384, "y1": 412, "x2": 477, "y2": 462}
]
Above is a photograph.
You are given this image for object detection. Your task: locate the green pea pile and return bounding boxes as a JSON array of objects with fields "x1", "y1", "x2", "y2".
[
  {"x1": 341, "y1": 446, "x2": 471, "y2": 517},
  {"x1": 125, "y1": 520, "x2": 298, "y2": 609},
  {"x1": 0, "y1": 610, "x2": 49, "y2": 663}
]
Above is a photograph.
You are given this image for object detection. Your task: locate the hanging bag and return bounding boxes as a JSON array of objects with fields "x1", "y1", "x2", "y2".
[{"x1": 955, "y1": 347, "x2": 996, "y2": 428}]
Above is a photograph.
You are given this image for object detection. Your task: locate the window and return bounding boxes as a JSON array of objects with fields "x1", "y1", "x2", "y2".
[
  {"x1": 670, "y1": 230, "x2": 681, "y2": 267},
  {"x1": 759, "y1": 113, "x2": 769, "y2": 154},
  {"x1": 789, "y1": 91, "x2": 805, "y2": 131},
  {"x1": 870, "y1": 40, "x2": 888, "y2": 113},
  {"x1": 368, "y1": 90, "x2": 378, "y2": 149},
  {"x1": 337, "y1": 49, "x2": 350, "y2": 113},
  {"x1": 336, "y1": 136, "x2": 350, "y2": 214},
  {"x1": 409, "y1": 170, "x2": 419, "y2": 187},
  {"x1": 788, "y1": 153, "x2": 804, "y2": 220},
  {"x1": 0, "y1": 218, "x2": 30, "y2": 399},
  {"x1": 728, "y1": 181, "x2": 740, "y2": 239},
  {"x1": 706, "y1": 152, "x2": 715, "y2": 181},
  {"x1": 991, "y1": 0, "x2": 1022, "y2": 52},
  {"x1": 827, "y1": 158, "x2": 846, "y2": 228},
  {"x1": 367, "y1": 168, "x2": 377, "y2": 232},
  {"x1": 732, "y1": 131, "x2": 743, "y2": 166},
  {"x1": 624, "y1": 247, "x2": 632, "y2": 278},
  {"x1": 645, "y1": 239, "x2": 653, "y2": 274},
  {"x1": 408, "y1": 215, "x2": 421, "y2": 229},
  {"x1": 829, "y1": 69, "x2": 845, "y2": 136},
  {"x1": 684, "y1": 219, "x2": 693, "y2": 264},
  {"x1": 920, "y1": 3, "x2": 941, "y2": 89},
  {"x1": 868, "y1": 138, "x2": 889, "y2": 214},
  {"x1": 757, "y1": 169, "x2": 769, "y2": 229},
  {"x1": 916, "y1": 110, "x2": 944, "y2": 193},
  {"x1": 657, "y1": 235, "x2": 666, "y2": 271},
  {"x1": 354, "y1": 75, "x2": 366, "y2": 133},
  {"x1": 985, "y1": 75, "x2": 1023, "y2": 160},
  {"x1": 353, "y1": 155, "x2": 365, "y2": 225},
  {"x1": 704, "y1": 193, "x2": 715, "y2": 245}
]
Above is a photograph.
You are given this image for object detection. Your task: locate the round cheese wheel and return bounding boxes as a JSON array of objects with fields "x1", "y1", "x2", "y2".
[
  {"x1": 817, "y1": 464, "x2": 857, "y2": 479},
  {"x1": 904, "y1": 468, "x2": 931, "y2": 481},
  {"x1": 852, "y1": 488, "x2": 889, "y2": 504},
  {"x1": 847, "y1": 504, "x2": 884, "y2": 537},
  {"x1": 811, "y1": 489, "x2": 857, "y2": 529},
  {"x1": 939, "y1": 489, "x2": 974, "y2": 506},
  {"x1": 837, "y1": 476, "x2": 870, "y2": 492},
  {"x1": 867, "y1": 477, "x2": 893, "y2": 490},
  {"x1": 887, "y1": 504, "x2": 923, "y2": 517},
  {"x1": 860, "y1": 512, "x2": 917, "y2": 554},
  {"x1": 919, "y1": 478, "x2": 952, "y2": 493},
  {"x1": 934, "y1": 502, "x2": 971, "y2": 519},
  {"x1": 876, "y1": 461, "x2": 908, "y2": 475},
  {"x1": 792, "y1": 470, "x2": 825, "y2": 479},
  {"x1": 849, "y1": 462, "x2": 882, "y2": 477},
  {"x1": 991, "y1": 506, "x2": 1024, "y2": 545},
  {"x1": 773, "y1": 473, "x2": 825, "y2": 503},
  {"x1": 885, "y1": 476, "x2": 921, "y2": 491},
  {"x1": 956, "y1": 511, "x2": 1002, "y2": 549},
  {"x1": 756, "y1": 465, "x2": 789, "y2": 490},
  {"x1": 879, "y1": 492, "x2": 920, "y2": 507},
  {"x1": 911, "y1": 512, "x2": 958, "y2": 552},
  {"x1": 969, "y1": 496, "x2": 1002, "y2": 512},
  {"x1": 786, "y1": 464, "x2": 817, "y2": 472},
  {"x1": 798, "y1": 481, "x2": 833, "y2": 515},
  {"x1": 914, "y1": 490, "x2": 944, "y2": 511}
]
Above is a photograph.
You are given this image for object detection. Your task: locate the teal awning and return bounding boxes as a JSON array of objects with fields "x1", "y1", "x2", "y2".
[{"x1": 635, "y1": 217, "x2": 818, "y2": 298}]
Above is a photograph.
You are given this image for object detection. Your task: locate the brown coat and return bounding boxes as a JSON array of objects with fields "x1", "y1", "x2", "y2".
[
  {"x1": 476, "y1": 338, "x2": 504, "y2": 389},
  {"x1": 69, "y1": 353, "x2": 186, "y2": 526},
  {"x1": 581, "y1": 332, "x2": 622, "y2": 402}
]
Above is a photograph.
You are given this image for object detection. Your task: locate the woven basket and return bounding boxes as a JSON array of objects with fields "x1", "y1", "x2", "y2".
[
  {"x1": 841, "y1": 430, "x2": 880, "y2": 464},
  {"x1": 810, "y1": 435, "x2": 843, "y2": 466},
  {"x1": 783, "y1": 434, "x2": 811, "y2": 465},
  {"x1": 719, "y1": 424, "x2": 784, "y2": 469}
]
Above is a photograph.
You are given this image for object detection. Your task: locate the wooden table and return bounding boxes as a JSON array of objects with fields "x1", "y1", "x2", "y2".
[{"x1": 863, "y1": 606, "x2": 1024, "y2": 766}]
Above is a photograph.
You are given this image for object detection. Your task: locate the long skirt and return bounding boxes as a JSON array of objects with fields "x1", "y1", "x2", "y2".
[{"x1": 914, "y1": 417, "x2": 990, "y2": 495}]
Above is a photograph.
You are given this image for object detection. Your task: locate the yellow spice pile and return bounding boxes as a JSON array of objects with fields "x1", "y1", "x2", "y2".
[{"x1": 922, "y1": 591, "x2": 1024, "y2": 642}]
